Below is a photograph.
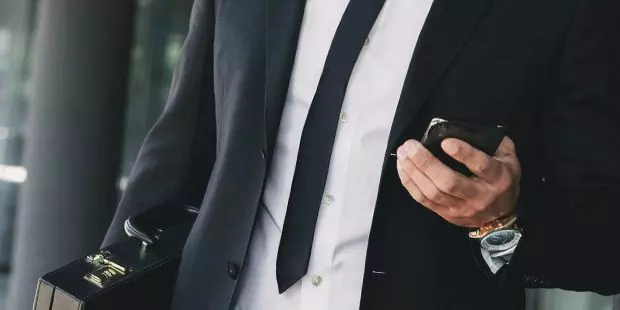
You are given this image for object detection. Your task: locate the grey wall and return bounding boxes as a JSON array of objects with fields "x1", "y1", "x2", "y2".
[{"x1": 6, "y1": 0, "x2": 136, "y2": 309}]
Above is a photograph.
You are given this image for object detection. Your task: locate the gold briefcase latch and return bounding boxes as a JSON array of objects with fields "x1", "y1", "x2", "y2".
[{"x1": 83, "y1": 251, "x2": 129, "y2": 288}]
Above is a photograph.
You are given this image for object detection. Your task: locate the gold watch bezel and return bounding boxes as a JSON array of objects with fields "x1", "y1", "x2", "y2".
[{"x1": 468, "y1": 215, "x2": 518, "y2": 239}]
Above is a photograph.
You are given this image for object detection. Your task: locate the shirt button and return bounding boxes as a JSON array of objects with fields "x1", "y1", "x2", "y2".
[
  {"x1": 339, "y1": 111, "x2": 348, "y2": 123},
  {"x1": 323, "y1": 194, "x2": 335, "y2": 206},
  {"x1": 364, "y1": 37, "x2": 370, "y2": 46},
  {"x1": 311, "y1": 275, "x2": 323, "y2": 287}
]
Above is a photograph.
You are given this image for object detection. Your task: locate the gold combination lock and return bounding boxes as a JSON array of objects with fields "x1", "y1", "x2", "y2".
[{"x1": 83, "y1": 251, "x2": 130, "y2": 288}]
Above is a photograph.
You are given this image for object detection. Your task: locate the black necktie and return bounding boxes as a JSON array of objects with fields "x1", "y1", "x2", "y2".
[{"x1": 276, "y1": 0, "x2": 387, "y2": 293}]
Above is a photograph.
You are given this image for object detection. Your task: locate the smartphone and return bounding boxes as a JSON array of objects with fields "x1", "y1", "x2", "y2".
[{"x1": 420, "y1": 118, "x2": 505, "y2": 177}]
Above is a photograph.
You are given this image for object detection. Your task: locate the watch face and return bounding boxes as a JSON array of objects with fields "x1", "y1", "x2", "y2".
[{"x1": 480, "y1": 229, "x2": 521, "y2": 252}]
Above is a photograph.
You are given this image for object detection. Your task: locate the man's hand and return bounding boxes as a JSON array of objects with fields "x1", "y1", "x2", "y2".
[{"x1": 395, "y1": 137, "x2": 521, "y2": 228}]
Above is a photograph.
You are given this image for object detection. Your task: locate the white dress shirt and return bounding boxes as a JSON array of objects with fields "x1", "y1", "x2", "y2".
[{"x1": 233, "y1": 0, "x2": 433, "y2": 309}]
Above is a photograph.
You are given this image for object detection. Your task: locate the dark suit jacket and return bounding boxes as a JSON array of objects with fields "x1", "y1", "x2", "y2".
[{"x1": 103, "y1": 0, "x2": 620, "y2": 309}]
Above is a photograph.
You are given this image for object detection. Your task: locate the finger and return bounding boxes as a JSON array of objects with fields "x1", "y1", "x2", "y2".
[
  {"x1": 398, "y1": 140, "x2": 481, "y2": 199},
  {"x1": 397, "y1": 155, "x2": 464, "y2": 208},
  {"x1": 494, "y1": 136, "x2": 521, "y2": 176},
  {"x1": 397, "y1": 163, "x2": 483, "y2": 227},
  {"x1": 441, "y1": 138, "x2": 503, "y2": 182},
  {"x1": 396, "y1": 161, "x2": 451, "y2": 213},
  {"x1": 495, "y1": 136, "x2": 516, "y2": 157}
]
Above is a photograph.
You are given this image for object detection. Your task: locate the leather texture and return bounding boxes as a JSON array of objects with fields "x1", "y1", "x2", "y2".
[
  {"x1": 34, "y1": 204, "x2": 197, "y2": 310},
  {"x1": 124, "y1": 204, "x2": 199, "y2": 245}
]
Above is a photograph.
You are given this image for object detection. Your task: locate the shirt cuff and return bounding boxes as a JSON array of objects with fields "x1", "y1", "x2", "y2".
[{"x1": 480, "y1": 234, "x2": 521, "y2": 274}]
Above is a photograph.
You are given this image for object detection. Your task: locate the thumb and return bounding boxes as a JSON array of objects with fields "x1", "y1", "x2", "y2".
[{"x1": 495, "y1": 136, "x2": 520, "y2": 174}]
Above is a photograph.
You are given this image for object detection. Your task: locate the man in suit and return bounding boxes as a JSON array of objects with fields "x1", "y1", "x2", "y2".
[{"x1": 103, "y1": 0, "x2": 620, "y2": 308}]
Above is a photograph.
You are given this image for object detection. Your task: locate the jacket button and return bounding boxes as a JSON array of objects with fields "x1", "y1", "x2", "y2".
[
  {"x1": 260, "y1": 148, "x2": 266, "y2": 159},
  {"x1": 227, "y1": 261, "x2": 240, "y2": 280}
]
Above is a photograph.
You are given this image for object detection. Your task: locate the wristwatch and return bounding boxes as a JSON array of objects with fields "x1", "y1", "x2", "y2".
[
  {"x1": 472, "y1": 215, "x2": 523, "y2": 273},
  {"x1": 470, "y1": 214, "x2": 522, "y2": 260},
  {"x1": 480, "y1": 227, "x2": 521, "y2": 253},
  {"x1": 468, "y1": 215, "x2": 518, "y2": 239}
]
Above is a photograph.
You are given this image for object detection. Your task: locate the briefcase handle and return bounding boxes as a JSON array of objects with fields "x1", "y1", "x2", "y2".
[{"x1": 124, "y1": 204, "x2": 199, "y2": 247}]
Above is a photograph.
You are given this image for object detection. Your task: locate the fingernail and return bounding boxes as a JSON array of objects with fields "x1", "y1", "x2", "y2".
[
  {"x1": 404, "y1": 141, "x2": 419, "y2": 156},
  {"x1": 443, "y1": 140, "x2": 459, "y2": 155},
  {"x1": 397, "y1": 146, "x2": 408, "y2": 159}
]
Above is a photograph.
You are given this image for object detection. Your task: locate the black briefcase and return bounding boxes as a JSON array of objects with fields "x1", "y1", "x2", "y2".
[{"x1": 33, "y1": 204, "x2": 198, "y2": 310}]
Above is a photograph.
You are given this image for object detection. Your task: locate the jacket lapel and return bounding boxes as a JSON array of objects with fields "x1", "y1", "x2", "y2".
[
  {"x1": 386, "y1": 0, "x2": 494, "y2": 152},
  {"x1": 264, "y1": 0, "x2": 307, "y2": 161}
]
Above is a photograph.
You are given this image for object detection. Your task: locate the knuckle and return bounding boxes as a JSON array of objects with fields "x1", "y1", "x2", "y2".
[
  {"x1": 446, "y1": 208, "x2": 461, "y2": 219},
  {"x1": 417, "y1": 194, "x2": 430, "y2": 206},
  {"x1": 427, "y1": 186, "x2": 442, "y2": 202},
  {"x1": 417, "y1": 157, "x2": 431, "y2": 170},
  {"x1": 438, "y1": 178, "x2": 458, "y2": 193},
  {"x1": 402, "y1": 161, "x2": 417, "y2": 176},
  {"x1": 406, "y1": 188, "x2": 417, "y2": 200},
  {"x1": 461, "y1": 208, "x2": 476, "y2": 219},
  {"x1": 474, "y1": 160, "x2": 492, "y2": 175},
  {"x1": 406, "y1": 187, "x2": 424, "y2": 203},
  {"x1": 401, "y1": 179, "x2": 414, "y2": 189},
  {"x1": 495, "y1": 174, "x2": 513, "y2": 193}
]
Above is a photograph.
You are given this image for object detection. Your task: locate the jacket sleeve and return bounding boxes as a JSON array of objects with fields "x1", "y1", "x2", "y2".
[
  {"x1": 102, "y1": 0, "x2": 217, "y2": 247},
  {"x1": 511, "y1": 0, "x2": 620, "y2": 295}
]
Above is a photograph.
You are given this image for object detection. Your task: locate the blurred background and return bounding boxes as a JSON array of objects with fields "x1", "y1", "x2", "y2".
[{"x1": 0, "y1": 0, "x2": 617, "y2": 309}]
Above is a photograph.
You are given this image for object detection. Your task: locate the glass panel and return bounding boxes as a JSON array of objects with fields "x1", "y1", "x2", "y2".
[
  {"x1": 119, "y1": 0, "x2": 193, "y2": 188},
  {"x1": 0, "y1": 0, "x2": 37, "y2": 307}
]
